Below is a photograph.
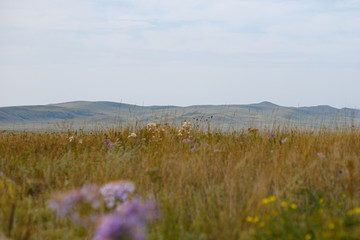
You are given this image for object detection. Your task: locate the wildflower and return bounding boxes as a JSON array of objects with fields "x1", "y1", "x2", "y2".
[
  {"x1": 103, "y1": 139, "x2": 115, "y2": 149},
  {"x1": 48, "y1": 184, "x2": 100, "y2": 218},
  {"x1": 69, "y1": 136, "x2": 77, "y2": 142},
  {"x1": 147, "y1": 123, "x2": 157, "y2": 129},
  {"x1": 290, "y1": 203, "x2": 297, "y2": 210},
  {"x1": 115, "y1": 198, "x2": 159, "y2": 223},
  {"x1": 342, "y1": 193, "x2": 347, "y2": 199},
  {"x1": 268, "y1": 132, "x2": 275, "y2": 139},
  {"x1": 182, "y1": 121, "x2": 191, "y2": 131},
  {"x1": 305, "y1": 233, "x2": 312, "y2": 240},
  {"x1": 281, "y1": 201, "x2": 288, "y2": 208},
  {"x1": 319, "y1": 198, "x2": 324, "y2": 204},
  {"x1": 328, "y1": 222, "x2": 335, "y2": 230},
  {"x1": 348, "y1": 207, "x2": 360, "y2": 216},
  {"x1": 262, "y1": 198, "x2": 270, "y2": 205},
  {"x1": 281, "y1": 138, "x2": 288, "y2": 143},
  {"x1": 246, "y1": 216, "x2": 253, "y2": 222},
  {"x1": 80, "y1": 184, "x2": 101, "y2": 209},
  {"x1": 253, "y1": 216, "x2": 259, "y2": 223},
  {"x1": 317, "y1": 152, "x2": 325, "y2": 159},
  {"x1": 99, "y1": 181, "x2": 136, "y2": 208},
  {"x1": 259, "y1": 221, "x2": 265, "y2": 227},
  {"x1": 268, "y1": 196, "x2": 276, "y2": 202},
  {"x1": 128, "y1": 133, "x2": 137, "y2": 139},
  {"x1": 48, "y1": 189, "x2": 84, "y2": 217},
  {"x1": 182, "y1": 136, "x2": 194, "y2": 143},
  {"x1": 94, "y1": 213, "x2": 144, "y2": 240},
  {"x1": 94, "y1": 198, "x2": 158, "y2": 240}
]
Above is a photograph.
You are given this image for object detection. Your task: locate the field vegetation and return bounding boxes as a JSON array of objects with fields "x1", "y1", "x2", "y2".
[{"x1": 1, "y1": 122, "x2": 360, "y2": 240}]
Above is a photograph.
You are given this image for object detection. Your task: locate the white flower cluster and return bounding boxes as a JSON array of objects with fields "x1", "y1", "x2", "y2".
[
  {"x1": 178, "y1": 121, "x2": 192, "y2": 137},
  {"x1": 127, "y1": 133, "x2": 137, "y2": 140}
]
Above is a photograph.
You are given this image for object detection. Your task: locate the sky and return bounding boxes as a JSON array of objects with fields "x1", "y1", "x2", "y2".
[{"x1": 0, "y1": 0, "x2": 359, "y2": 108}]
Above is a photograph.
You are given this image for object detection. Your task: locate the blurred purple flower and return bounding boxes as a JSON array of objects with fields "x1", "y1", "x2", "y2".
[
  {"x1": 317, "y1": 152, "x2": 325, "y2": 159},
  {"x1": 94, "y1": 213, "x2": 144, "y2": 240},
  {"x1": 116, "y1": 198, "x2": 158, "y2": 223},
  {"x1": 100, "y1": 181, "x2": 136, "y2": 208},
  {"x1": 182, "y1": 136, "x2": 194, "y2": 143},
  {"x1": 104, "y1": 139, "x2": 115, "y2": 149},
  {"x1": 48, "y1": 190, "x2": 84, "y2": 217},
  {"x1": 268, "y1": 132, "x2": 275, "y2": 139},
  {"x1": 281, "y1": 138, "x2": 288, "y2": 143},
  {"x1": 81, "y1": 184, "x2": 101, "y2": 209},
  {"x1": 94, "y1": 198, "x2": 158, "y2": 240},
  {"x1": 48, "y1": 184, "x2": 100, "y2": 217}
]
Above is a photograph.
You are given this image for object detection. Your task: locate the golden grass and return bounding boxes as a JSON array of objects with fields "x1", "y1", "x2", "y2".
[{"x1": 1, "y1": 123, "x2": 360, "y2": 239}]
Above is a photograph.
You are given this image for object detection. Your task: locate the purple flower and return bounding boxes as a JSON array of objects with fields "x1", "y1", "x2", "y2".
[
  {"x1": 94, "y1": 198, "x2": 158, "y2": 240},
  {"x1": 116, "y1": 198, "x2": 158, "y2": 223},
  {"x1": 81, "y1": 184, "x2": 101, "y2": 209},
  {"x1": 104, "y1": 139, "x2": 115, "y2": 149},
  {"x1": 48, "y1": 190, "x2": 84, "y2": 217},
  {"x1": 99, "y1": 181, "x2": 136, "y2": 208},
  {"x1": 268, "y1": 132, "x2": 275, "y2": 139},
  {"x1": 317, "y1": 152, "x2": 325, "y2": 159},
  {"x1": 182, "y1": 136, "x2": 194, "y2": 143},
  {"x1": 281, "y1": 138, "x2": 288, "y2": 143},
  {"x1": 94, "y1": 213, "x2": 145, "y2": 240},
  {"x1": 48, "y1": 184, "x2": 100, "y2": 218}
]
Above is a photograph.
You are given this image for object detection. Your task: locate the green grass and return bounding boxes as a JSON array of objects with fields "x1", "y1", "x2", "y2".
[{"x1": 1, "y1": 123, "x2": 360, "y2": 239}]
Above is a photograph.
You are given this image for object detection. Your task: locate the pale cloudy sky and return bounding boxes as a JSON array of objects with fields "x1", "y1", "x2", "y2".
[{"x1": 0, "y1": 0, "x2": 359, "y2": 108}]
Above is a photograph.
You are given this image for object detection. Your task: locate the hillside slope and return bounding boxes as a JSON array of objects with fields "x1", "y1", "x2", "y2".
[{"x1": 0, "y1": 101, "x2": 359, "y2": 130}]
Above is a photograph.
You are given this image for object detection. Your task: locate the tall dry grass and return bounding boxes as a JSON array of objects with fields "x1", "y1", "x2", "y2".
[{"x1": 0, "y1": 123, "x2": 360, "y2": 239}]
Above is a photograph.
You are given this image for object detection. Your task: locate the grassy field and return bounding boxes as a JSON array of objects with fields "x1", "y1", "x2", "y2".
[{"x1": 1, "y1": 122, "x2": 360, "y2": 240}]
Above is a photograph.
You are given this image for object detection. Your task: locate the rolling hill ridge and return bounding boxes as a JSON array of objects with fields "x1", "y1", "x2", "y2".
[{"x1": 0, "y1": 101, "x2": 359, "y2": 130}]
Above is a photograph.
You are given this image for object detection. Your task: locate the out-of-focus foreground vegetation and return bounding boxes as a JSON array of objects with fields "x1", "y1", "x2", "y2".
[{"x1": 1, "y1": 122, "x2": 360, "y2": 240}]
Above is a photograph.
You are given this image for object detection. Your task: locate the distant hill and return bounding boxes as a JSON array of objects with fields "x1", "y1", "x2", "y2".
[{"x1": 0, "y1": 101, "x2": 359, "y2": 130}]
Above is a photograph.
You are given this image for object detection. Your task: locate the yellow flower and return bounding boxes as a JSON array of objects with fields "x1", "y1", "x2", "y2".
[
  {"x1": 319, "y1": 198, "x2": 324, "y2": 204},
  {"x1": 281, "y1": 201, "x2": 288, "y2": 208},
  {"x1": 305, "y1": 233, "x2": 312, "y2": 240},
  {"x1": 291, "y1": 203, "x2": 297, "y2": 209},
  {"x1": 328, "y1": 223, "x2": 335, "y2": 230},
  {"x1": 269, "y1": 196, "x2": 276, "y2": 202},
  {"x1": 259, "y1": 221, "x2": 265, "y2": 227},
  {"x1": 246, "y1": 216, "x2": 253, "y2": 222},
  {"x1": 342, "y1": 193, "x2": 347, "y2": 199},
  {"x1": 253, "y1": 216, "x2": 259, "y2": 223},
  {"x1": 348, "y1": 207, "x2": 360, "y2": 215},
  {"x1": 262, "y1": 198, "x2": 269, "y2": 204}
]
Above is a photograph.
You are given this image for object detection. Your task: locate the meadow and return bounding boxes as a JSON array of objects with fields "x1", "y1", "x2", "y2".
[{"x1": 1, "y1": 122, "x2": 360, "y2": 240}]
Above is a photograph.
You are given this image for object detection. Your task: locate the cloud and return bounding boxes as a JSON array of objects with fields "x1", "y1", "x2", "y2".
[{"x1": 0, "y1": 0, "x2": 359, "y2": 107}]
